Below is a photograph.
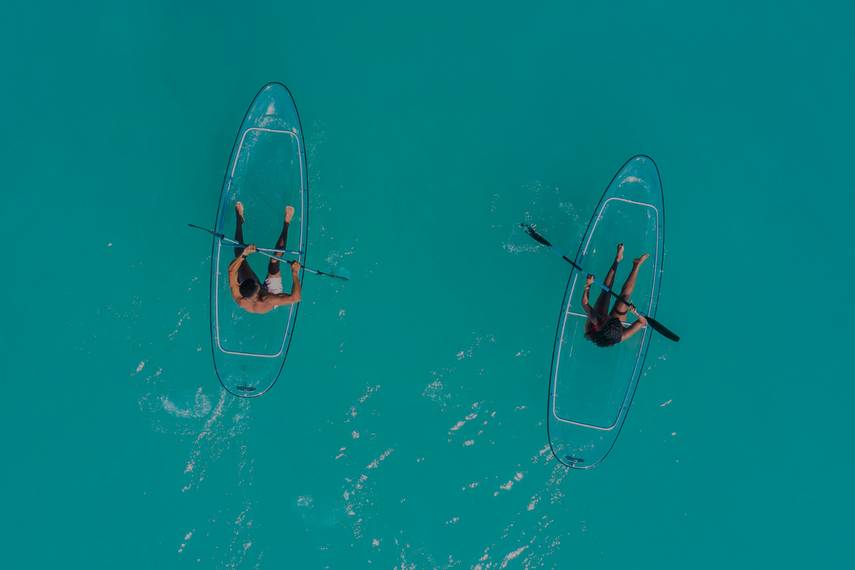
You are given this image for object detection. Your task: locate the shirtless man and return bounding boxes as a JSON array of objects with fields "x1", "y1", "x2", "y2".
[
  {"x1": 228, "y1": 201, "x2": 301, "y2": 314},
  {"x1": 582, "y1": 243, "x2": 649, "y2": 347}
]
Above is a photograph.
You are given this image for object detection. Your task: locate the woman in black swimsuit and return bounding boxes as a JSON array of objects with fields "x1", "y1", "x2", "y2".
[{"x1": 583, "y1": 243, "x2": 649, "y2": 347}]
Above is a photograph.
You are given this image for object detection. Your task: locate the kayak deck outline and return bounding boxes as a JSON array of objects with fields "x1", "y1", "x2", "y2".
[
  {"x1": 212, "y1": 126, "x2": 306, "y2": 359},
  {"x1": 552, "y1": 196, "x2": 660, "y2": 431},
  {"x1": 208, "y1": 82, "x2": 309, "y2": 398}
]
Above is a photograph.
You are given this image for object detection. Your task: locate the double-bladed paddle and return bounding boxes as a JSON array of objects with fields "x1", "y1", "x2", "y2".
[
  {"x1": 188, "y1": 223, "x2": 350, "y2": 281},
  {"x1": 521, "y1": 223, "x2": 679, "y2": 342}
]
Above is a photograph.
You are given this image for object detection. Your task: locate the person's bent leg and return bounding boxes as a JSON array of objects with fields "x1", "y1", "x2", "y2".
[
  {"x1": 233, "y1": 201, "x2": 257, "y2": 283},
  {"x1": 266, "y1": 205, "x2": 294, "y2": 277},
  {"x1": 595, "y1": 243, "x2": 623, "y2": 315},
  {"x1": 613, "y1": 253, "x2": 649, "y2": 318},
  {"x1": 603, "y1": 243, "x2": 623, "y2": 289}
]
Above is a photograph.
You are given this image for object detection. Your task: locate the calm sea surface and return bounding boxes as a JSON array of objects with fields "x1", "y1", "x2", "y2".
[{"x1": 2, "y1": 1, "x2": 853, "y2": 567}]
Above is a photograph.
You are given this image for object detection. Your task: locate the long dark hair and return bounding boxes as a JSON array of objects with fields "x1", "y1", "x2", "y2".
[{"x1": 585, "y1": 318, "x2": 620, "y2": 348}]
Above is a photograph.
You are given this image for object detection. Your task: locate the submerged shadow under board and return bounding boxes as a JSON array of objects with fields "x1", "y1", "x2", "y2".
[
  {"x1": 209, "y1": 82, "x2": 308, "y2": 398},
  {"x1": 547, "y1": 155, "x2": 665, "y2": 468}
]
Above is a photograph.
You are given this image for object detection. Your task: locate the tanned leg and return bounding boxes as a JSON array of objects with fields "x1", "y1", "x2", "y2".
[
  {"x1": 612, "y1": 252, "x2": 649, "y2": 319},
  {"x1": 594, "y1": 243, "x2": 623, "y2": 315}
]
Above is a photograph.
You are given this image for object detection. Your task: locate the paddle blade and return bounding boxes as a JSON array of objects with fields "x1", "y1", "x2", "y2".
[
  {"x1": 334, "y1": 267, "x2": 352, "y2": 280},
  {"x1": 323, "y1": 268, "x2": 351, "y2": 281},
  {"x1": 188, "y1": 223, "x2": 225, "y2": 240},
  {"x1": 520, "y1": 223, "x2": 553, "y2": 247},
  {"x1": 298, "y1": 263, "x2": 351, "y2": 281},
  {"x1": 646, "y1": 316, "x2": 680, "y2": 342}
]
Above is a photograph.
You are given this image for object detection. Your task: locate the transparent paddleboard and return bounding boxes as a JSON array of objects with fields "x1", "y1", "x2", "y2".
[
  {"x1": 547, "y1": 155, "x2": 664, "y2": 468},
  {"x1": 209, "y1": 83, "x2": 307, "y2": 397}
]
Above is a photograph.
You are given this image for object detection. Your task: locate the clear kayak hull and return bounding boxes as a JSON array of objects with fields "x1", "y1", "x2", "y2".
[
  {"x1": 209, "y1": 83, "x2": 308, "y2": 397},
  {"x1": 547, "y1": 155, "x2": 664, "y2": 468}
]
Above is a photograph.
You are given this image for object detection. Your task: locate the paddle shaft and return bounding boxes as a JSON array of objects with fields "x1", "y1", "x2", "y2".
[
  {"x1": 188, "y1": 223, "x2": 350, "y2": 280},
  {"x1": 244, "y1": 250, "x2": 347, "y2": 279},
  {"x1": 188, "y1": 224, "x2": 300, "y2": 255},
  {"x1": 220, "y1": 241, "x2": 300, "y2": 256}
]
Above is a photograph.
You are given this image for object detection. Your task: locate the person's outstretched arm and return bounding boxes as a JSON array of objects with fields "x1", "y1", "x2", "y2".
[
  {"x1": 621, "y1": 306, "x2": 648, "y2": 342},
  {"x1": 270, "y1": 261, "x2": 302, "y2": 307},
  {"x1": 581, "y1": 274, "x2": 594, "y2": 316}
]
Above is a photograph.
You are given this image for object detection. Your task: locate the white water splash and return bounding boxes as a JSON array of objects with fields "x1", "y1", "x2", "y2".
[
  {"x1": 167, "y1": 308, "x2": 191, "y2": 341},
  {"x1": 358, "y1": 385, "x2": 381, "y2": 404},
  {"x1": 161, "y1": 388, "x2": 212, "y2": 419},
  {"x1": 366, "y1": 448, "x2": 394, "y2": 470},
  {"x1": 177, "y1": 530, "x2": 193, "y2": 554},
  {"x1": 499, "y1": 545, "x2": 528, "y2": 568}
]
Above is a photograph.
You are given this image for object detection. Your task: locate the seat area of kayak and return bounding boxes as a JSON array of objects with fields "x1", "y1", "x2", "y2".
[{"x1": 553, "y1": 195, "x2": 659, "y2": 429}]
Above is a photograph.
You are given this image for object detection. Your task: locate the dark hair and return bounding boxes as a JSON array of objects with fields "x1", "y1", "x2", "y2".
[
  {"x1": 584, "y1": 324, "x2": 620, "y2": 348},
  {"x1": 239, "y1": 278, "x2": 259, "y2": 298},
  {"x1": 590, "y1": 331, "x2": 620, "y2": 348}
]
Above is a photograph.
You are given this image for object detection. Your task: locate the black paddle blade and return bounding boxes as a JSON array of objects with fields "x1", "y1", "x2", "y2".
[
  {"x1": 322, "y1": 271, "x2": 350, "y2": 281},
  {"x1": 291, "y1": 261, "x2": 351, "y2": 281},
  {"x1": 646, "y1": 316, "x2": 680, "y2": 342},
  {"x1": 520, "y1": 223, "x2": 553, "y2": 247},
  {"x1": 188, "y1": 223, "x2": 224, "y2": 240}
]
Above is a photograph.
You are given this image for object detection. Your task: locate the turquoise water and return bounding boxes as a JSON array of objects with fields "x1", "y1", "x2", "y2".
[{"x1": 2, "y1": 1, "x2": 854, "y2": 567}]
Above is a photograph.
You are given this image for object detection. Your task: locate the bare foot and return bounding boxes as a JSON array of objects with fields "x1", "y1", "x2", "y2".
[
  {"x1": 634, "y1": 253, "x2": 650, "y2": 265},
  {"x1": 285, "y1": 205, "x2": 295, "y2": 224},
  {"x1": 615, "y1": 243, "x2": 624, "y2": 263},
  {"x1": 235, "y1": 201, "x2": 245, "y2": 222}
]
